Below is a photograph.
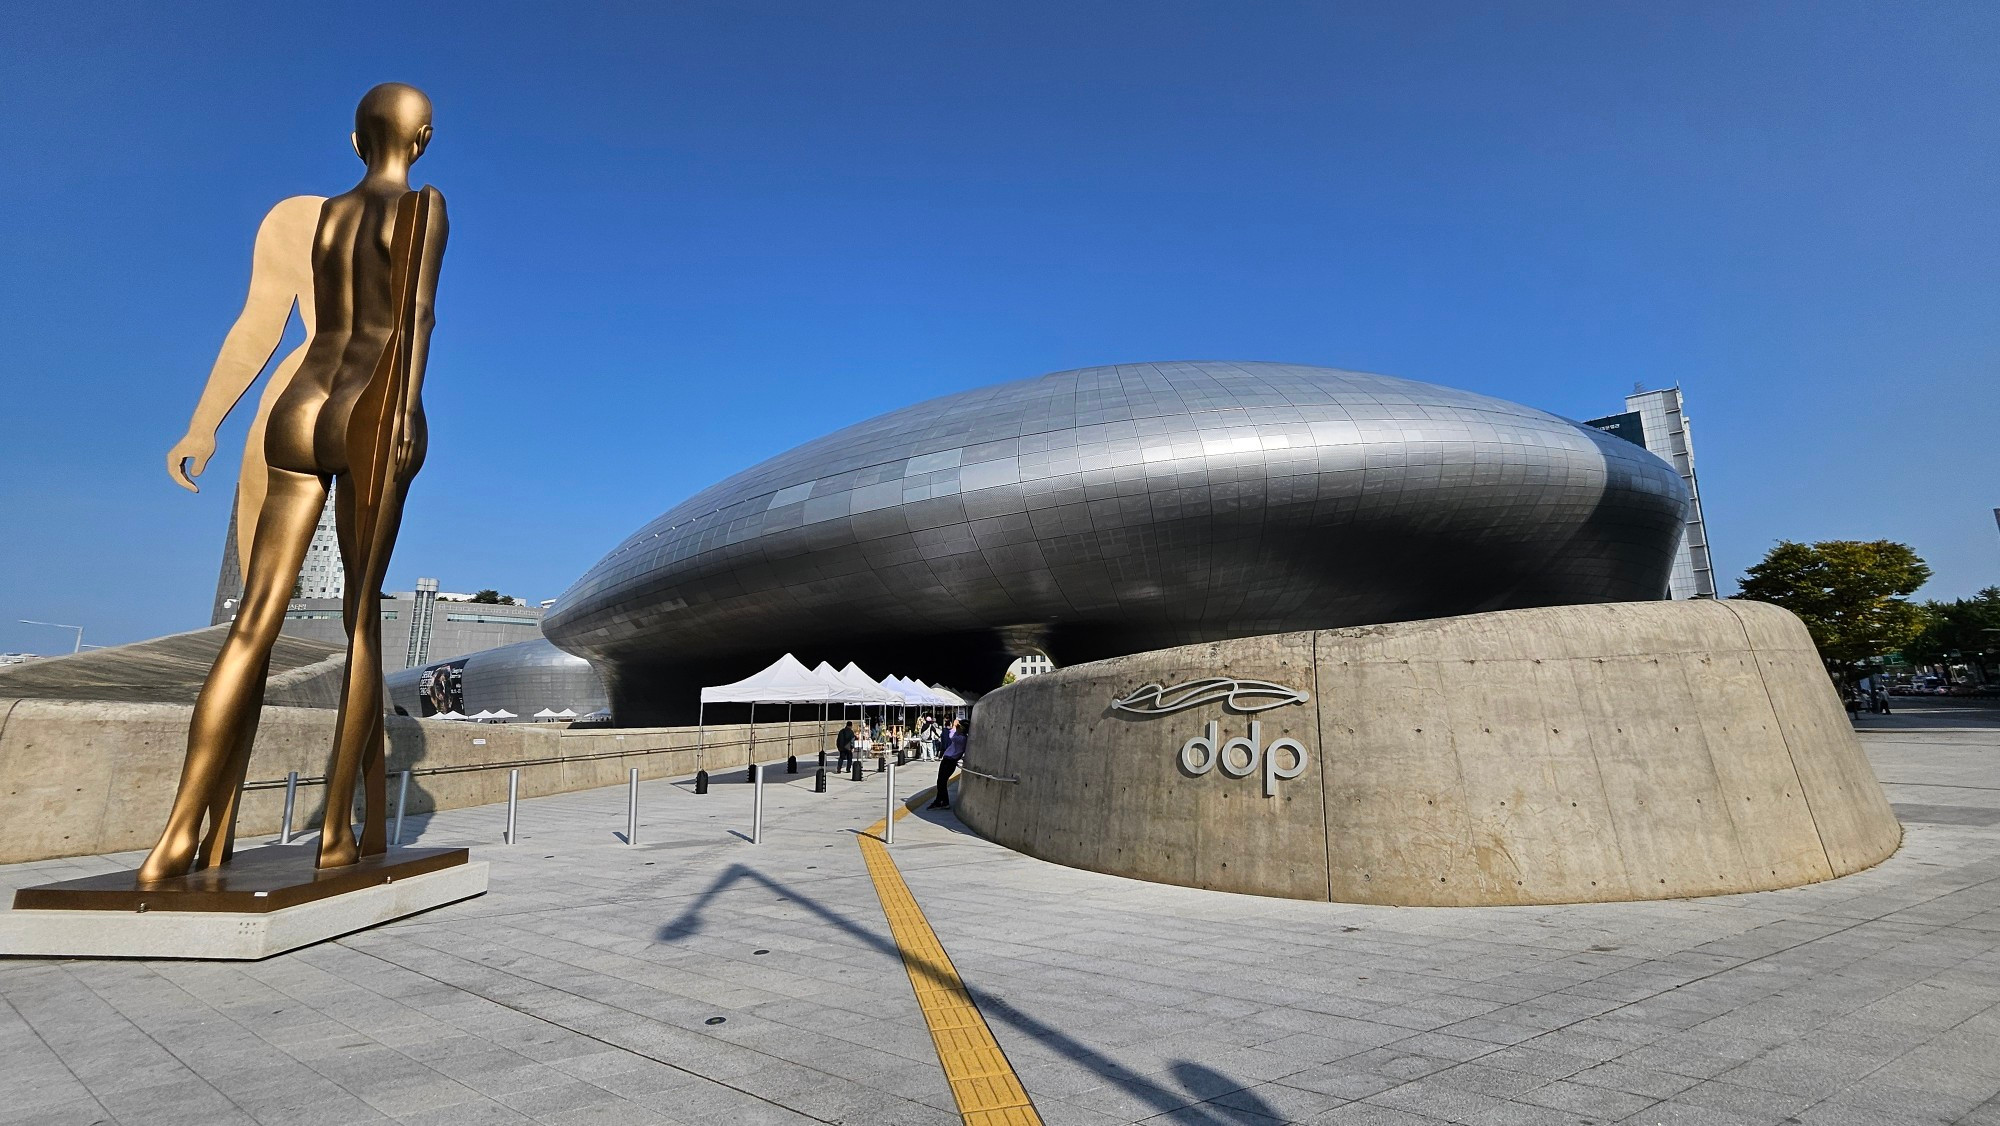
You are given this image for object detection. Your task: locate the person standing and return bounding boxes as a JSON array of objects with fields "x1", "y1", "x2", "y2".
[
  {"x1": 836, "y1": 721, "x2": 857, "y2": 772},
  {"x1": 929, "y1": 719, "x2": 967, "y2": 809}
]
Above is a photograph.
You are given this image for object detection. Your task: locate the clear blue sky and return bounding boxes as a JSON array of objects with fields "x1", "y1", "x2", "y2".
[{"x1": 3, "y1": 2, "x2": 1995, "y2": 653}]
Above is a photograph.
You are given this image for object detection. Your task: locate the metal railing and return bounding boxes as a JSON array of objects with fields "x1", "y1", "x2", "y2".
[{"x1": 240, "y1": 730, "x2": 827, "y2": 791}]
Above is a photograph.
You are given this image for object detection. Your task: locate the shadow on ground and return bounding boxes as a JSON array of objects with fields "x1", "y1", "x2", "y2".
[{"x1": 654, "y1": 842, "x2": 1281, "y2": 1122}]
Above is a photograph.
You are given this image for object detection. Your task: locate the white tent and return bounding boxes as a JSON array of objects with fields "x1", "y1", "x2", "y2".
[
  {"x1": 702, "y1": 653, "x2": 869, "y2": 705},
  {"x1": 491, "y1": 709, "x2": 518, "y2": 720},
  {"x1": 432, "y1": 710, "x2": 465, "y2": 721},
  {"x1": 927, "y1": 683, "x2": 968, "y2": 708},
  {"x1": 836, "y1": 662, "x2": 903, "y2": 705},
  {"x1": 700, "y1": 654, "x2": 876, "y2": 763},
  {"x1": 469, "y1": 709, "x2": 497, "y2": 721},
  {"x1": 532, "y1": 708, "x2": 560, "y2": 720},
  {"x1": 553, "y1": 708, "x2": 579, "y2": 718}
]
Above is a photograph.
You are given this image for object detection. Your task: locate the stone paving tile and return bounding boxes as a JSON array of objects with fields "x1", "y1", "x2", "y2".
[{"x1": 3, "y1": 705, "x2": 2000, "y2": 1124}]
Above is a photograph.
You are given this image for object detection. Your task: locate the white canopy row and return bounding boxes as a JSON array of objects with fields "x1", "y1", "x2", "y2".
[{"x1": 699, "y1": 653, "x2": 967, "y2": 709}]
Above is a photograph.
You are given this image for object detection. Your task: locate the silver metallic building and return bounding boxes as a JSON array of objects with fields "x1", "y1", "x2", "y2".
[
  {"x1": 545, "y1": 362, "x2": 1689, "y2": 723},
  {"x1": 384, "y1": 637, "x2": 608, "y2": 720}
]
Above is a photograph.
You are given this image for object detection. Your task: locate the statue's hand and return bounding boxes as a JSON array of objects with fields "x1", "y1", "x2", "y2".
[
  {"x1": 167, "y1": 433, "x2": 215, "y2": 493},
  {"x1": 393, "y1": 414, "x2": 424, "y2": 483}
]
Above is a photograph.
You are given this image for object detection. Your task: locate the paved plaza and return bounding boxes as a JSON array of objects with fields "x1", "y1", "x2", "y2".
[{"x1": 5, "y1": 701, "x2": 1998, "y2": 1126}]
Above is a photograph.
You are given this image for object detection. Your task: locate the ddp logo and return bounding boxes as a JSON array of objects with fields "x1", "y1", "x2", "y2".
[{"x1": 1112, "y1": 678, "x2": 1310, "y2": 797}]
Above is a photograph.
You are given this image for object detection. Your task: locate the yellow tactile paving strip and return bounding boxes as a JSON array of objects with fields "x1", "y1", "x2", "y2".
[{"x1": 861, "y1": 789, "x2": 1042, "y2": 1125}]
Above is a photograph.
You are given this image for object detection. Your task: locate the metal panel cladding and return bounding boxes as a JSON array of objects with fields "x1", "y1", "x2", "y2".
[{"x1": 545, "y1": 362, "x2": 1688, "y2": 717}]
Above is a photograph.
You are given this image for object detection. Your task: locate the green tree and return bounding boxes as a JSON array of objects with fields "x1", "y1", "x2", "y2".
[
  {"x1": 468, "y1": 589, "x2": 516, "y2": 605},
  {"x1": 1733, "y1": 540, "x2": 1932, "y2": 680},
  {"x1": 1905, "y1": 587, "x2": 2000, "y2": 683}
]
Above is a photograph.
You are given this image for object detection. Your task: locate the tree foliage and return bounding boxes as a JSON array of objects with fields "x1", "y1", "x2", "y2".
[
  {"x1": 468, "y1": 589, "x2": 517, "y2": 605},
  {"x1": 1733, "y1": 540, "x2": 1931, "y2": 672},
  {"x1": 1905, "y1": 587, "x2": 2000, "y2": 678}
]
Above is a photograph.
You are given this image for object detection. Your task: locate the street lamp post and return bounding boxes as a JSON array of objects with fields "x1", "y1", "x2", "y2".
[{"x1": 18, "y1": 620, "x2": 84, "y2": 654}]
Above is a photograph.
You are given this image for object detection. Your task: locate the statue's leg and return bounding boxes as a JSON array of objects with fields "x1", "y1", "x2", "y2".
[
  {"x1": 318, "y1": 477, "x2": 407, "y2": 868},
  {"x1": 194, "y1": 648, "x2": 271, "y2": 868},
  {"x1": 138, "y1": 468, "x2": 327, "y2": 883}
]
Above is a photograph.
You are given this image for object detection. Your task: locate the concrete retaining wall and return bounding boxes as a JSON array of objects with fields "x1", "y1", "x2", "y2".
[
  {"x1": 0, "y1": 699, "x2": 838, "y2": 864},
  {"x1": 960, "y1": 600, "x2": 1901, "y2": 906}
]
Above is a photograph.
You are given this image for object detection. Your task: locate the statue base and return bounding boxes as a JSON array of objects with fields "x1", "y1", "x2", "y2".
[{"x1": 2, "y1": 846, "x2": 487, "y2": 960}]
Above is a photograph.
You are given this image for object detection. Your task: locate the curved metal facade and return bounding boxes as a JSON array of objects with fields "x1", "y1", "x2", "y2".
[
  {"x1": 384, "y1": 637, "x2": 608, "y2": 720},
  {"x1": 545, "y1": 362, "x2": 1688, "y2": 723}
]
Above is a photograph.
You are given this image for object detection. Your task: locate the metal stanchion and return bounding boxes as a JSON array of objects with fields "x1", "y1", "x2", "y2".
[
  {"x1": 504, "y1": 768, "x2": 519, "y2": 844},
  {"x1": 391, "y1": 769, "x2": 411, "y2": 846},
  {"x1": 279, "y1": 770, "x2": 299, "y2": 845},
  {"x1": 885, "y1": 760, "x2": 895, "y2": 845},
  {"x1": 626, "y1": 767, "x2": 639, "y2": 845},
  {"x1": 751, "y1": 763, "x2": 765, "y2": 844}
]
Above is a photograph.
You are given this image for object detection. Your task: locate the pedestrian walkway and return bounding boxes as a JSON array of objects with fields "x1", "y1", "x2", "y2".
[{"x1": 4, "y1": 701, "x2": 1999, "y2": 1125}]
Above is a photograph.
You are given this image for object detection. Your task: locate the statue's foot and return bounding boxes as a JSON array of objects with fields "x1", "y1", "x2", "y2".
[
  {"x1": 137, "y1": 829, "x2": 198, "y2": 884},
  {"x1": 317, "y1": 829, "x2": 359, "y2": 869}
]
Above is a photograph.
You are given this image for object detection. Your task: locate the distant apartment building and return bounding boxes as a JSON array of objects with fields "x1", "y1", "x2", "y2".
[
  {"x1": 1587, "y1": 385, "x2": 1716, "y2": 599},
  {"x1": 210, "y1": 482, "x2": 342, "y2": 624},
  {"x1": 208, "y1": 483, "x2": 543, "y2": 668},
  {"x1": 1006, "y1": 654, "x2": 1055, "y2": 680}
]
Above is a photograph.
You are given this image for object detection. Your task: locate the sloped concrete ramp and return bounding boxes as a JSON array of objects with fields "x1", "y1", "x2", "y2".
[{"x1": 959, "y1": 600, "x2": 1901, "y2": 906}]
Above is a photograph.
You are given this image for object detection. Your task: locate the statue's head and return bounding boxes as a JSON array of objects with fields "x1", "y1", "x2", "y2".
[{"x1": 351, "y1": 83, "x2": 433, "y2": 167}]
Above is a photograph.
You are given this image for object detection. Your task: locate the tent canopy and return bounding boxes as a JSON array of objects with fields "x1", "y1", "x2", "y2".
[
  {"x1": 832, "y1": 662, "x2": 904, "y2": 705},
  {"x1": 702, "y1": 653, "x2": 870, "y2": 705},
  {"x1": 532, "y1": 708, "x2": 560, "y2": 718},
  {"x1": 928, "y1": 683, "x2": 968, "y2": 707}
]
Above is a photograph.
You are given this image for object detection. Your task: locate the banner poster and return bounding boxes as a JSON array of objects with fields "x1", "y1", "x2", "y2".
[{"x1": 419, "y1": 658, "x2": 468, "y2": 717}]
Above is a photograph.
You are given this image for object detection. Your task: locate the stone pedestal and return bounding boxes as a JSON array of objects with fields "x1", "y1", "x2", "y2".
[{"x1": 2, "y1": 846, "x2": 487, "y2": 959}]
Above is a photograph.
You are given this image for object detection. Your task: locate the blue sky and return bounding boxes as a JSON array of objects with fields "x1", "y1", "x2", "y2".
[{"x1": 3, "y1": 2, "x2": 1995, "y2": 652}]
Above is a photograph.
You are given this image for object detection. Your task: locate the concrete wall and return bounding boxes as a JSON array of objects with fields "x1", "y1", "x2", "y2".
[
  {"x1": 960, "y1": 600, "x2": 1901, "y2": 906},
  {"x1": 0, "y1": 699, "x2": 838, "y2": 864}
]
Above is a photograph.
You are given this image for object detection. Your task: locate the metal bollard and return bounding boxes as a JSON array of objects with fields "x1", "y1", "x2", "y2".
[
  {"x1": 817, "y1": 749, "x2": 827, "y2": 771},
  {"x1": 787, "y1": 754, "x2": 798, "y2": 775},
  {"x1": 814, "y1": 768, "x2": 827, "y2": 792},
  {"x1": 744, "y1": 761, "x2": 756, "y2": 783},
  {"x1": 751, "y1": 763, "x2": 765, "y2": 844},
  {"x1": 851, "y1": 759, "x2": 864, "y2": 782},
  {"x1": 626, "y1": 767, "x2": 639, "y2": 846},
  {"x1": 885, "y1": 760, "x2": 896, "y2": 845},
  {"x1": 694, "y1": 769, "x2": 709, "y2": 794},
  {"x1": 896, "y1": 748, "x2": 907, "y2": 767},
  {"x1": 504, "y1": 768, "x2": 520, "y2": 844},
  {"x1": 280, "y1": 770, "x2": 299, "y2": 845},
  {"x1": 876, "y1": 754, "x2": 886, "y2": 774},
  {"x1": 391, "y1": 769, "x2": 411, "y2": 847}
]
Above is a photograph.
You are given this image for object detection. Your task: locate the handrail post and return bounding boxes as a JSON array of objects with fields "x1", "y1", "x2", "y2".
[
  {"x1": 391, "y1": 769, "x2": 411, "y2": 846},
  {"x1": 504, "y1": 768, "x2": 519, "y2": 844},
  {"x1": 751, "y1": 763, "x2": 765, "y2": 844},
  {"x1": 626, "y1": 767, "x2": 639, "y2": 845},
  {"x1": 279, "y1": 770, "x2": 299, "y2": 845}
]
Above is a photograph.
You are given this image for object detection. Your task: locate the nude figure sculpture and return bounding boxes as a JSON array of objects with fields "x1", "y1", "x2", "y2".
[{"x1": 140, "y1": 83, "x2": 449, "y2": 881}]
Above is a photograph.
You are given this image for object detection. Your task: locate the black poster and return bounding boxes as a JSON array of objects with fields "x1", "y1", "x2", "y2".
[{"x1": 419, "y1": 659, "x2": 468, "y2": 717}]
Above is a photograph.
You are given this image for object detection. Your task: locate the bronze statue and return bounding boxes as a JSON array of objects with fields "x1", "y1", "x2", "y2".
[{"x1": 140, "y1": 83, "x2": 449, "y2": 881}]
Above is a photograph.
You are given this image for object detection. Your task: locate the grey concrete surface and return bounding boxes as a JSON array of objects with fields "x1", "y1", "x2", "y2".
[
  {"x1": 2, "y1": 700, "x2": 1995, "y2": 1125},
  {"x1": 0, "y1": 625, "x2": 347, "y2": 708},
  {"x1": 964, "y1": 601, "x2": 1901, "y2": 907},
  {"x1": 0, "y1": 705, "x2": 837, "y2": 864}
]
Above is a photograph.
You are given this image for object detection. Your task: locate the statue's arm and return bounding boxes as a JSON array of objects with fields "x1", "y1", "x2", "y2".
[
  {"x1": 395, "y1": 187, "x2": 449, "y2": 479},
  {"x1": 168, "y1": 195, "x2": 322, "y2": 492}
]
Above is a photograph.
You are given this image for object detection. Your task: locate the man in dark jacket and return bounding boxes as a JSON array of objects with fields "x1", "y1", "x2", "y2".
[
  {"x1": 836, "y1": 722, "x2": 857, "y2": 771},
  {"x1": 930, "y1": 719, "x2": 967, "y2": 809}
]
